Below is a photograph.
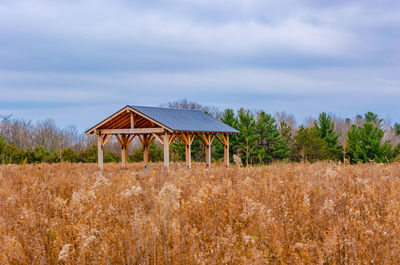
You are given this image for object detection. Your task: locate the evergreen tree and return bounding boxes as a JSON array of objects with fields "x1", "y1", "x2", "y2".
[
  {"x1": 364, "y1": 112, "x2": 383, "y2": 126},
  {"x1": 103, "y1": 151, "x2": 120, "y2": 163},
  {"x1": 292, "y1": 126, "x2": 329, "y2": 162},
  {"x1": 255, "y1": 111, "x2": 289, "y2": 164},
  {"x1": 79, "y1": 145, "x2": 98, "y2": 163},
  {"x1": 62, "y1": 147, "x2": 79, "y2": 163},
  {"x1": 33, "y1": 146, "x2": 53, "y2": 163},
  {"x1": 346, "y1": 123, "x2": 395, "y2": 163},
  {"x1": 236, "y1": 109, "x2": 257, "y2": 166},
  {"x1": 314, "y1": 112, "x2": 342, "y2": 160},
  {"x1": 4, "y1": 144, "x2": 24, "y2": 164}
]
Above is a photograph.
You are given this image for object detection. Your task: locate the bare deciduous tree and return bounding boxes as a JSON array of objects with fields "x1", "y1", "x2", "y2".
[
  {"x1": 0, "y1": 119, "x2": 34, "y2": 150},
  {"x1": 162, "y1": 98, "x2": 222, "y2": 119},
  {"x1": 274, "y1": 111, "x2": 296, "y2": 130}
]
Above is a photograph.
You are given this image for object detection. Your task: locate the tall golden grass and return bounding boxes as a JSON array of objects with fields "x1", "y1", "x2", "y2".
[{"x1": 1, "y1": 162, "x2": 400, "y2": 264}]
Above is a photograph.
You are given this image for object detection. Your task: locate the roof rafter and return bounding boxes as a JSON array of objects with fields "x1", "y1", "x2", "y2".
[{"x1": 85, "y1": 106, "x2": 173, "y2": 134}]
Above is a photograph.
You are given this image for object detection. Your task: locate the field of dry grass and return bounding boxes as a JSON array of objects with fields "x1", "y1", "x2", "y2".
[{"x1": 1, "y1": 162, "x2": 400, "y2": 264}]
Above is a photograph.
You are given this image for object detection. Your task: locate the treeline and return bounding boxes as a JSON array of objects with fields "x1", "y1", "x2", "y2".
[
  {"x1": 222, "y1": 110, "x2": 400, "y2": 165},
  {"x1": 0, "y1": 119, "x2": 119, "y2": 164},
  {"x1": 1, "y1": 100, "x2": 400, "y2": 165}
]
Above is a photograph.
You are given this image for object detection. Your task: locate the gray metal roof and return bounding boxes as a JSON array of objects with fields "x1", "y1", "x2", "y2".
[{"x1": 130, "y1": 105, "x2": 239, "y2": 133}]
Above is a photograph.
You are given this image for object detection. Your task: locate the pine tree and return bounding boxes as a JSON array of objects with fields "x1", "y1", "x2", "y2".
[
  {"x1": 364, "y1": 112, "x2": 383, "y2": 126},
  {"x1": 314, "y1": 112, "x2": 342, "y2": 160},
  {"x1": 62, "y1": 147, "x2": 79, "y2": 163},
  {"x1": 292, "y1": 126, "x2": 329, "y2": 162},
  {"x1": 236, "y1": 109, "x2": 257, "y2": 166},
  {"x1": 4, "y1": 144, "x2": 24, "y2": 164},
  {"x1": 346, "y1": 123, "x2": 395, "y2": 163},
  {"x1": 255, "y1": 111, "x2": 289, "y2": 164}
]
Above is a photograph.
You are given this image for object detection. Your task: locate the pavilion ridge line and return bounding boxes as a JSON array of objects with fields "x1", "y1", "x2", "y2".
[{"x1": 86, "y1": 105, "x2": 240, "y2": 170}]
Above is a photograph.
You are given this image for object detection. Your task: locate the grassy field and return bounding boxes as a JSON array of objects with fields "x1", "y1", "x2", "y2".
[{"x1": 1, "y1": 162, "x2": 400, "y2": 264}]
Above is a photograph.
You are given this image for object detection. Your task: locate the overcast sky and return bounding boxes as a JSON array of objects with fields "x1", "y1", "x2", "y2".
[{"x1": 0, "y1": 0, "x2": 399, "y2": 130}]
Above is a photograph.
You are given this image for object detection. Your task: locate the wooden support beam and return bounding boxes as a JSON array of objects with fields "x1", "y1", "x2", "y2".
[
  {"x1": 221, "y1": 134, "x2": 228, "y2": 145},
  {"x1": 102, "y1": 134, "x2": 113, "y2": 147},
  {"x1": 126, "y1": 134, "x2": 136, "y2": 146},
  {"x1": 121, "y1": 135, "x2": 127, "y2": 169},
  {"x1": 97, "y1": 133, "x2": 104, "y2": 171},
  {"x1": 204, "y1": 134, "x2": 214, "y2": 168},
  {"x1": 169, "y1": 134, "x2": 178, "y2": 145},
  {"x1": 197, "y1": 133, "x2": 215, "y2": 167},
  {"x1": 177, "y1": 134, "x2": 186, "y2": 145},
  {"x1": 153, "y1": 134, "x2": 163, "y2": 145},
  {"x1": 210, "y1": 134, "x2": 215, "y2": 145},
  {"x1": 144, "y1": 145, "x2": 149, "y2": 165},
  {"x1": 189, "y1": 134, "x2": 195, "y2": 145},
  {"x1": 148, "y1": 135, "x2": 156, "y2": 146},
  {"x1": 176, "y1": 133, "x2": 195, "y2": 169},
  {"x1": 115, "y1": 134, "x2": 123, "y2": 147},
  {"x1": 137, "y1": 135, "x2": 144, "y2": 146},
  {"x1": 163, "y1": 132, "x2": 169, "y2": 169},
  {"x1": 202, "y1": 133, "x2": 209, "y2": 146},
  {"x1": 223, "y1": 134, "x2": 229, "y2": 168},
  {"x1": 205, "y1": 144, "x2": 211, "y2": 167},
  {"x1": 185, "y1": 133, "x2": 195, "y2": 169},
  {"x1": 181, "y1": 133, "x2": 189, "y2": 144},
  {"x1": 195, "y1": 133, "x2": 207, "y2": 146},
  {"x1": 99, "y1": 128, "x2": 164, "y2": 134},
  {"x1": 143, "y1": 135, "x2": 149, "y2": 166},
  {"x1": 186, "y1": 143, "x2": 191, "y2": 169},
  {"x1": 215, "y1": 134, "x2": 224, "y2": 145}
]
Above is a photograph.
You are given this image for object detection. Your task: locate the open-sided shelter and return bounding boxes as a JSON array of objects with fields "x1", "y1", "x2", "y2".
[{"x1": 85, "y1": 105, "x2": 239, "y2": 170}]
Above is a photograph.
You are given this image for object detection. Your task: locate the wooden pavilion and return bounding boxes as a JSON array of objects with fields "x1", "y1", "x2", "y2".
[{"x1": 85, "y1": 105, "x2": 239, "y2": 170}]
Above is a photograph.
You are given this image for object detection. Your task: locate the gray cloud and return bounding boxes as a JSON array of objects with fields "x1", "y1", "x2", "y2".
[
  {"x1": 1, "y1": 0, "x2": 398, "y2": 72},
  {"x1": 0, "y1": 0, "x2": 399, "y2": 129}
]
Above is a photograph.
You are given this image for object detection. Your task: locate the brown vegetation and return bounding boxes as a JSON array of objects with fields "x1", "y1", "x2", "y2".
[{"x1": 1, "y1": 162, "x2": 400, "y2": 264}]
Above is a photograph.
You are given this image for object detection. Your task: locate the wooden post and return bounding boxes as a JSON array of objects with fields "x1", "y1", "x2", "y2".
[
  {"x1": 206, "y1": 144, "x2": 211, "y2": 167},
  {"x1": 97, "y1": 132, "x2": 103, "y2": 171},
  {"x1": 163, "y1": 132, "x2": 169, "y2": 169},
  {"x1": 121, "y1": 135, "x2": 127, "y2": 169},
  {"x1": 121, "y1": 145, "x2": 127, "y2": 168},
  {"x1": 224, "y1": 134, "x2": 229, "y2": 168},
  {"x1": 203, "y1": 134, "x2": 214, "y2": 168},
  {"x1": 186, "y1": 144, "x2": 191, "y2": 169},
  {"x1": 179, "y1": 133, "x2": 193, "y2": 169},
  {"x1": 143, "y1": 135, "x2": 149, "y2": 166}
]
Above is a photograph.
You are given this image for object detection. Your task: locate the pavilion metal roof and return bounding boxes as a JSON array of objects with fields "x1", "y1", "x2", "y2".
[{"x1": 129, "y1": 105, "x2": 239, "y2": 133}]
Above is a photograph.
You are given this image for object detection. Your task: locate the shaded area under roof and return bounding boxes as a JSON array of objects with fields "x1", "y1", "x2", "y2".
[{"x1": 130, "y1": 105, "x2": 239, "y2": 133}]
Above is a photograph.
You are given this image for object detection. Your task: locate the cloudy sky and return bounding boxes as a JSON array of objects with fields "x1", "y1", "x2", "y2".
[{"x1": 0, "y1": 0, "x2": 399, "y2": 130}]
